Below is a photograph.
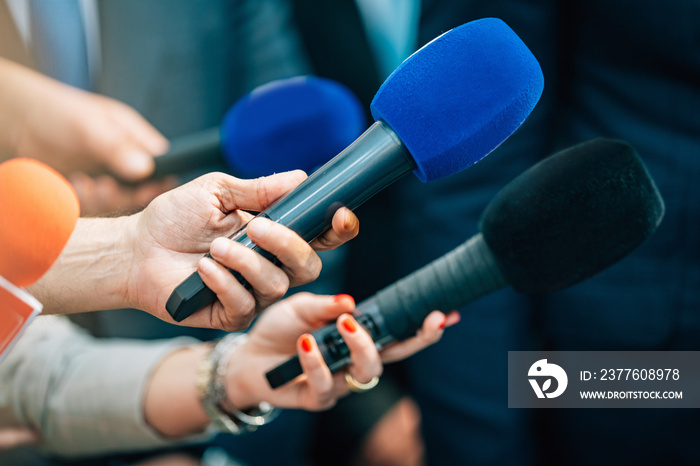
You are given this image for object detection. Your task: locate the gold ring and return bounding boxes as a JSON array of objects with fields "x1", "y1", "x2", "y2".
[{"x1": 344, "y1": 373, "x2": 379, "y2": 393}]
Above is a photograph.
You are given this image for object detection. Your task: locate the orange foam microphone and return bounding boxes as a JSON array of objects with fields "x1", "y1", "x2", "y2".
[{"x1": 0, "y1": 158, "x2": 80, "y2": 359}]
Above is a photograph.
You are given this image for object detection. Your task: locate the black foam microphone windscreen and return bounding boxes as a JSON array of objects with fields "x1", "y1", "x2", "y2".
[{"x1": 480, "y1": 138, "x2": 665, "y2": 293}]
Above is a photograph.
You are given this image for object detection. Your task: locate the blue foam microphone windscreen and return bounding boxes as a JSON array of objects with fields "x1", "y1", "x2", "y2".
[
  {"x1": 371, "y1": 18, "x2": 544, "y2": 182},
  {"x1": 149, "y1": 76, "x2": 366, "y2": 179},
  {"x1": 221, "y1": 76, "x2": 366, "y2": 177},
  {"x1": 166, "y1": 18, "x2": 545, "y2": 322}
]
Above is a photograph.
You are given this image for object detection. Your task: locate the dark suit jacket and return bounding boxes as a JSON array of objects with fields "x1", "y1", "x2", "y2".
[
  {"x1": 0, "y1": 0, "x2": 308, "y2": 138},
  {"x1": 393, "y1": 2, "x2": 700, "y2": 466}
]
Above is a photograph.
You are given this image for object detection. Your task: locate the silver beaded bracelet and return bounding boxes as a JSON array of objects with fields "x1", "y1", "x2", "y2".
[{"x1": 197, "y1": 333, "x2": 279, "y2": 434}]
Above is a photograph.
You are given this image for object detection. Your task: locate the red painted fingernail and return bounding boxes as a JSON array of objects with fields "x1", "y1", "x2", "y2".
[
  {"x1": 300, "y1": 334, "x2": 313, "y2": 353},
  {"x1": 438, "y1": 316, "x2": 446, "y2": 330},
  {"x1": 334, "y1": 294, "x2": 355, "y2": 305},
  {"x1": 341, "y1": 314, "x2": 357, "y2": 333}
]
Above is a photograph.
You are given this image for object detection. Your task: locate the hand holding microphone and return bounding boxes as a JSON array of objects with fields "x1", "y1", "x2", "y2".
[
  {"x1": 167, "y1": 18, "x2": 546, "y2": 322},
  {"x1": 77, "y1": 76, "x2": 365, "y2": 215},
  {"x1": 1, "y1": 58, "x2": 364, "y2": 216},
  {"x1": 27, "y1": 170, "x2": 358, "y2": 331},
  {"x1": 0, "y1": 58, "x2": 167, "y2": 182},
  {"x1": 266, "y1": 139, "x2": 665, "y2": 388},
  {"x1": 0, "y1": 57, "x2": 174, "y2": 216},
  {"x1": 219, "y1": 293, "x2": 452, "y2": 416}
]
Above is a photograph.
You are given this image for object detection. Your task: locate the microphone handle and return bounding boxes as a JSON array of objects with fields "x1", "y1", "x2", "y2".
[
  {"x1": 166, "y1": 121, "x2": 416, "y2": 322},
  {"x1": 265, "y1": 233, "x2": 508, "y2": 388},
  {"x1": 151, "y1": 127, "x2": 222, "y2": 178},
  {"x1": 92, "y1": 128, "x2": 222, "y2": 184}
]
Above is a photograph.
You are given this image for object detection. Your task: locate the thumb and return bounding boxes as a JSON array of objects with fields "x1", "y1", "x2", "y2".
[
  {"x1": 106, "y1": 148, "x2": 155, "y2": 181},
  {"x1": 218, "y1": 170, "x2": 308, "y2": 212},
  {"x1": 286, "y1": 293, "x2": 356, "y2": 328}
]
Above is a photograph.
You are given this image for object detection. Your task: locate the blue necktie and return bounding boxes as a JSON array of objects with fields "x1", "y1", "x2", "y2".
[{"x1": 28, "y1": 0, "x2": 90, "y2": 89}]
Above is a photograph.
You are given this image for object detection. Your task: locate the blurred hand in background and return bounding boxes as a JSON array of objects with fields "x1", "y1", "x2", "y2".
[{"x1": 0, "y1": 57, "x2": 175, "y2": 215}]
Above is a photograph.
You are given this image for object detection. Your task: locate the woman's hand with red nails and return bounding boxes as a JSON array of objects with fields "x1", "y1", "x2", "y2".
[
  {"x1": 379, "y1": 310, "x2": 461, "y2": 363},
  {"x1": 220, "y1": 294, "x2": 457, "y2": 413},
  {"x1": 223, "y1": 293, "x2": 363, "y2": 412}
]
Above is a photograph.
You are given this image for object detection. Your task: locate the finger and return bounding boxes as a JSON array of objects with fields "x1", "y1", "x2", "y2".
[
  {"x1": 309, "y1": 207, "x2": 360, "y2": 251},
  {"x1": 380, "y1": 311, "x2": 461, "y2": 363},
  {"x1": 93, "y1": 175, "x2": 167, "y2": 215},
  {"x1": 70, "y1": 173, "x2": 112, "y2": 217},
  {"x1": 197, "y1": 256, "x2": 257, "y2": 329},
  {"x1": 444, "y1": 310, "x2": 462, "y2": 327},
  {"x1": 338, "y1": 314, "x2": 383, "y2": 383},
  {"x1": 265, "y1": 293, "x2": 356, "y2": 334},
  {"x1": 246, "y1": 217, "x2": 321, "y2": 287},
  {"x1": 69, "y1": 172, "x2": 95, "y2": 208},
  {"x1": 217, "y1": 170, "x2": 307, "y2": 212},
  {"x1": 76, "y1": 173, "x2": 162, "y2": 216},
  {"x1": 94, "y1": 176, "x2": 133, "y2": 211},
  {"x1": 0, "y1": 427, "x2": 39, "y2": 449},
  {"x1": 110, "y1": 100, "x2": 170, "y2": 156},
  {"x1": 106, "y1": 147, "x2": 156, "y2": 181},
  {"x1": 77, "y1": 126, "x2": 154, "y2": 182},
  {"x1": 296, "y1": 334, "x2": 339, "y2": 410},
  {"x1": 76, "y1": 175, "x2": 136, "y2": 216},
  {"x1": 209, "y1": 237, "x2": 291, "y2": 309}
]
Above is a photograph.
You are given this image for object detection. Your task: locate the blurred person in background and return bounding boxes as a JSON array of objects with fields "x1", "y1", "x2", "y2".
[{"x1": 326, "y1": 0, "x2": 700, "y2": 465}]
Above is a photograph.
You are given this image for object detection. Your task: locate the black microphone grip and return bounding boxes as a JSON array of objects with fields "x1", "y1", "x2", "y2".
[
  {"x1": 265, "y1": 233, "x2": 508, "y2": 388},
  {"x1": 151, "y1": 127, "x2": 222, "y2": 178},
  {"x1": 166, "y1": 219, "x2": 277, "y2": 322},
  {"x1": 94, "y1": 128, "x2": 222, "y2": 184},
  {"x1": 166, "y1": 122, "x2": 416, "y2": 322}
]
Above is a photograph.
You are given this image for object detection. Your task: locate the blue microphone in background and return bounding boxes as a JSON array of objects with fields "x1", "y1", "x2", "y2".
[
  {"x1": 166, "y1": 18, "x2": 545, "y2": 322},
  {"x1": 149, "y1": 76, "x2": 366, "y2": 179}
]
